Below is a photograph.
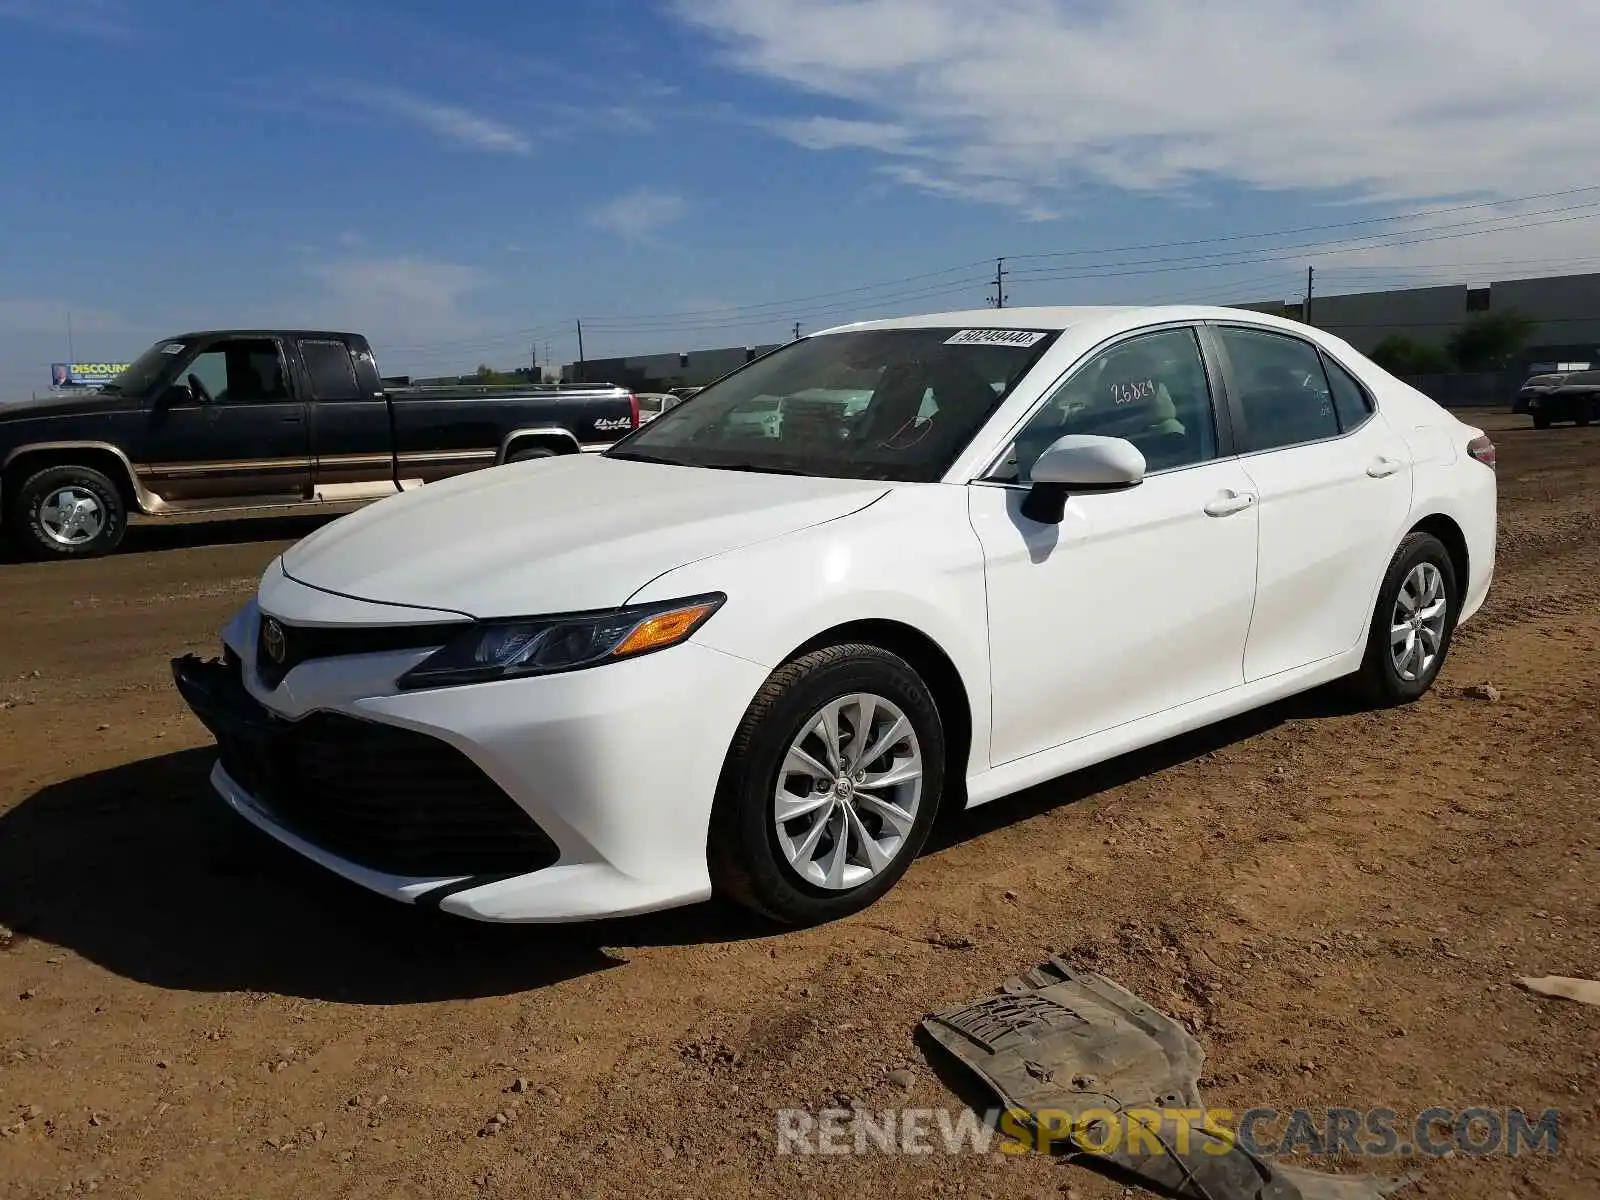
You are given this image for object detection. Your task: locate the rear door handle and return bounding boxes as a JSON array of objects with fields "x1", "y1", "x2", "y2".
[
  {"x1": 1204, "y1": 490, "x2": 1257, "y2": 517},
  {"x1": 1367, "y1": 457, "x2": 1404, "y2": 478}
]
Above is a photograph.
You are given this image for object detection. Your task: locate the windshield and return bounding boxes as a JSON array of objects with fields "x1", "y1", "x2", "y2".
[
  {"x1": 108, "y1": 339, "x2": 189, "y2": 396},
  {"x1": 607, "y1": 327, "x2": 1059, "y2": 482}
]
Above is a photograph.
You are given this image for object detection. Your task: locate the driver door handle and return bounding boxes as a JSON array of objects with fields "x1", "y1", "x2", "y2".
[
  {"x1": 1204, "y1": 490, "x2": 1256, "y2": 517},
  {"x1": 1367, "y1": 456, "x2": 1405, "y2": 478}
]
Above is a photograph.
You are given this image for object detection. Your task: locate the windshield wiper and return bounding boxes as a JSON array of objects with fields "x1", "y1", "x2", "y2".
[
  {"x1": 702, "y1": 462, "x2": 810, "y2": 476},
  {"x1": 606, "y1": 449, "x2": 684, "y2": 466}
]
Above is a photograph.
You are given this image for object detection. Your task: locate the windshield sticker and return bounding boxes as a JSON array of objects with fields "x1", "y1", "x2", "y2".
[
  {"x1": 944, "y1": 329, "x2": 1048, "y2": 347},
  {"x1": 160, "y1": 342, "x2": 186, "y2": 354}
]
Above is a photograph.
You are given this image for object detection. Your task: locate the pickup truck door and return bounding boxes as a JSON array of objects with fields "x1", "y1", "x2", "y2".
[
  {"x1": 142, "y1": 336, "x2": 310, "y2": 504},
  {"x1": 298, "y1": 337, "x2": 399, "y2": 501}
]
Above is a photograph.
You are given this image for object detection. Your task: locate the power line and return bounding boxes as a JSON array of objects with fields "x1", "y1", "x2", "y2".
[
  {"x1": 380, "y1": 183, "x2": 1600, "y2": 362},
  {"x1": 1001, "y1": 183, "x2": 1600, "y2": 264}
]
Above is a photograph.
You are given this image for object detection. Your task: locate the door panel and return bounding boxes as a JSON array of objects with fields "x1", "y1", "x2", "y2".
[
  {"x1": 970, "y1": 461, "x2": 1259, "y2": 767},
  {"x1": 1207, "y1": 324, "x2": 1415, "y2": 680},
  {"x1": 142, "y1": 338, "x2": 309, "y2": 503},
  {"x1": 300, "y1": 338, "x2": 396, "y2": 497},
  {"x1": 1238, "y1": 418, "x2": 1413, "y2": 680}
]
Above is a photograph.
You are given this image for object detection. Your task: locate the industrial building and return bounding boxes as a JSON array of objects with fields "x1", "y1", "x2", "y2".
[
  {"x1": 562, "y1": 343, "x2": 786, "y2": 390},
  {"x1": 542, "y1": 271, "x2": 1600, "y2": 392},
  {"x1": 1237, "y1": 271, "x2": 1600, "y2": 371}
]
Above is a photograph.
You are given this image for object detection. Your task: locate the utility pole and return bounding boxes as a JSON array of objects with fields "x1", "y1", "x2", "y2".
[
  {"x1": 575, "y1": 318, "x2": 586, "y2": 382},
  {"x1": 1303, "y1": 266, "x2": 1314, "y2": 325},
  {"x1": 66, "y1": 312, "x2": 75, "y2": 363},
  {"x1": 989, "y1": 258, "x2": 1008, "y2": 309},
  {"x1": 793, "y1": 321, "x2": 802, "y2": 341}
]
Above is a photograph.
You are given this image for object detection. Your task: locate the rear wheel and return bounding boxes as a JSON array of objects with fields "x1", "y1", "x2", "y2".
[
  {"x1": 507, "y1": 447, "x2": 557, "y2": 464},
  {"x1": 1577, "y1": 409, "x2": 1592, "y2": 428},
  {"x1": 6, "y1": 465, "x2": 127, "y2": 559},
  {"x1": 1353, "y1": 532, "x2": 1457, "y2": 706},
  {"x1": 709, "y1": 643, "x2": 945, "y2": 925}
]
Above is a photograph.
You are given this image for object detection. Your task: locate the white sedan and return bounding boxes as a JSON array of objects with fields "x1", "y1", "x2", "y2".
[{"x1": 172, "y1": 306, "x2": 1497, "y2": 925}]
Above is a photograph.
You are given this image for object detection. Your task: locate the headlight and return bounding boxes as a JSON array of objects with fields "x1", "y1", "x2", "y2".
[{"x1": 397, "y1": 593, "x2": 724, "y2": 690}]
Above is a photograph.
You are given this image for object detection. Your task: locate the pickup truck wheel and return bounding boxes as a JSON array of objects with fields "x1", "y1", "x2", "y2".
[
  {"x1": 507, "y1": 447, "x2": 557, "y2": 464},
  {"x1": 709, "y1": 643, "x2": 945, "y2": 926},
  {"x1": 1532, "y1": 413, "x2": 1551, "y2": 429},
  {"x1": 7, "y1": 465, "x2": 127, "y2": 559},
  {"x1": 1577, "y1": 410, "x2": 1592, "y2": 428}
]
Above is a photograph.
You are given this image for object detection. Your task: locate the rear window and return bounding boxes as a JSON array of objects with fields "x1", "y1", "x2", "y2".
[{"x1": 300, "y1": 339, "x2": 361, "y2": 401}]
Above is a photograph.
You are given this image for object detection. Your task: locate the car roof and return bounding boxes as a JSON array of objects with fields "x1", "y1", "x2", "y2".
[
  {"x1": 813, "y1": 304, "x2": 1314, "y2": 337},
  {"x1": 168, "y1": 329, "x2": 361, "y2": 342}
]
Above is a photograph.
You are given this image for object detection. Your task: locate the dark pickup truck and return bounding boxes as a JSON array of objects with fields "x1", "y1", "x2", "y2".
[
  {"x1": 0, "y1": 329, "x2": 641, "y2": 558},
  {"x1": 1523, "y1": 369, "x2": 1600, "y2": 429}
]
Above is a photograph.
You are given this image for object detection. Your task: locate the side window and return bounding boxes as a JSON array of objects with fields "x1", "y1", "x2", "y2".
[
  {"x1": 997, "y1": 327, "x2": 1218, "y2": 482},
  {"x1": 1217, "y1": 327, "x2": 1338, "y2": 452},
  {"x1": 1321, "y1": 353, "x2": 1375, "y2": 432},
  {"x1": 300, "y1": 339, "x2": 361, "y2": 402},
  {"x1": 180, "y1": 338, "x2": 290, "y2": 404}
]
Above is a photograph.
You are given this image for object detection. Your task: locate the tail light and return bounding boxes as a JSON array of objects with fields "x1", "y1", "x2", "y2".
[
  {"x1": 1467, "y1": 433, "x2": 1496, "y2": 469},
  {"x1": 627, "y1": 393, "x2": 640, "y2": 428}
]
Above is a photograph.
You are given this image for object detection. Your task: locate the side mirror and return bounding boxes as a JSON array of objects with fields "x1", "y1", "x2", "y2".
[
  {"x1": 1021, "y1": 434, "x2": 1145, "y2": 524},
  {"x1": 157, "y1": 383, "x2": 194, "y2": 407}
]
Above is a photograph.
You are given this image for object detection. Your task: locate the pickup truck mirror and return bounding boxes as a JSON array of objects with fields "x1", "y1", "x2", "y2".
[{"x1": 158, "y1": 383, "x2": 196, "y2": 407}]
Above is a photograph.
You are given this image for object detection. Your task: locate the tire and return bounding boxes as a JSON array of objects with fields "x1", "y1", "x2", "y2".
[
  {"x1": 709, "y1": 643, "x2": 946, "y2": 925},
  {"x1": 1532, "y1": 414, "x2": 1551, "y2": 429},
  {"x1": 5, "y1": 464, "x2": 127, "y2": 559},
  {"x1": 1577, "y1": 410, "x2": 1592, "y2": 428},
  {"x1": 507, "y1": 447, "x2": 557, "y2": 464},
  {"x1": 1352, "y1": 532, "x2": 1458, "y2": 707}
]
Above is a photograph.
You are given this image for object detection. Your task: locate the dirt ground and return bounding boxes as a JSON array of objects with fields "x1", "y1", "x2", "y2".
[{"x1": 0, "y1": 411, "x2": 1595, "y2": 1199}]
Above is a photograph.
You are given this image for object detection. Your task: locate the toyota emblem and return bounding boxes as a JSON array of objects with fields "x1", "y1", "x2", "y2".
[{"x1": 262, "y1": 618, "x2": 287, "y2": 665}]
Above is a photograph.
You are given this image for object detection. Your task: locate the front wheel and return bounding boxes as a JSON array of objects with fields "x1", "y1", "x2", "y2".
[
  {"x1": 709, "y1": 643, "x2": 946, "y2": 925},
  {"x1": 1532, "y1": 413, "x2": 1551, "y2": 429},
  {"x1": 6, "y1": 465, "x2": 127, "y2": 559},
  {"x1": 1353, "y1": 532, "x2": 1458, "y2": 706}
]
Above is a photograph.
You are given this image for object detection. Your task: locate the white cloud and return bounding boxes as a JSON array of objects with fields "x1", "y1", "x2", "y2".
[
  {"x1": 338, "y1": 85, "x2": 532, "y2": 155},
  {"x1": 674, "y1": 0, "x2": 1600, "y2": 218},
  {"x1": 588, "y1": 188, "x2": 690, "y2": 242},
  {"x1": 770, "y1": 116, "x2": 915, "y2": 153},
  {"x1": 297, "y1": 257, "x2": 488, "y2": 330}
]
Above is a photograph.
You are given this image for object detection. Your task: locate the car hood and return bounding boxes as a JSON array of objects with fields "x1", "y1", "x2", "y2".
[{"x1": 280, "y1": 454, "x2": 890, "y2": 618}]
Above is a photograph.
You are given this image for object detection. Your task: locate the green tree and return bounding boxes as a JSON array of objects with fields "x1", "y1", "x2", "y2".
[
  {"x1": 1370, "y1": 334, "x2": 1451, "y2": 376},
  {"x1": 1445, "y1": 310, "x2": 1534, "y2": 372}
]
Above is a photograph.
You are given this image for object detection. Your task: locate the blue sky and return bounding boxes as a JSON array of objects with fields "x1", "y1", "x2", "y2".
[{"x1": 3, "y1": 0, "x2": 1600, "y2": 397}]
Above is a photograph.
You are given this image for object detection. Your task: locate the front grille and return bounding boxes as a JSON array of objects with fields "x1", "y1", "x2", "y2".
[
  {"x1": 203, "y1": 660, "x2": 559, "y2": 878},
  {"x1": 256, "y1": 614, "x2": 464, "y2": 689}
]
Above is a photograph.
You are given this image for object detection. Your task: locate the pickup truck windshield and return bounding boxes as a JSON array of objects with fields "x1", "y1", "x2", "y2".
[
  {"x1": 108, "y1": 339, "x2": 189, "y2": 396},
  {"x1": 607, "y1": 327, "x2": 1058, "y2": 482}
]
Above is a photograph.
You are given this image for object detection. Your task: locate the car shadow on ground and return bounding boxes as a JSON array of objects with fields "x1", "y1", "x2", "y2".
[
  {"x1": 0, "y1": 686, "x2": 1359, "y2": 1005},
  {"x1": 0, "y1": 513, "x2": 344, "y2": 565},
  {"x1": 0, "y1": 748, "x2": 773, "y2": 1005},
  {"x1": 121, "y1": 512, "x2": 347, "y2": 554},
  {"x1": 924, "y1": 683, "x2": 1362, "y2": 856}
]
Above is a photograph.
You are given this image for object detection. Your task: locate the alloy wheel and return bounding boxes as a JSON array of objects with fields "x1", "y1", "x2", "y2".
[
  {"x1": 773, "y1": 692, "x2": 924, "y2": 891},
  {"x1": 1390, "y1": 562, "x2": 1448, "y2": 682}
]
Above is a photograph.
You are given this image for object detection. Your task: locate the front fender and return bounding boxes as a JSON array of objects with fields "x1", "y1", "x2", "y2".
[{"x1": 626, "y1": 484, "x2": 993, "y2": 781}]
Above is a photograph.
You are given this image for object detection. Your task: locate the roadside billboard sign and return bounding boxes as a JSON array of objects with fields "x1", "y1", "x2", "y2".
[{"x1": 51, "y1": 361, "x2": 130, "y2": 387}]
